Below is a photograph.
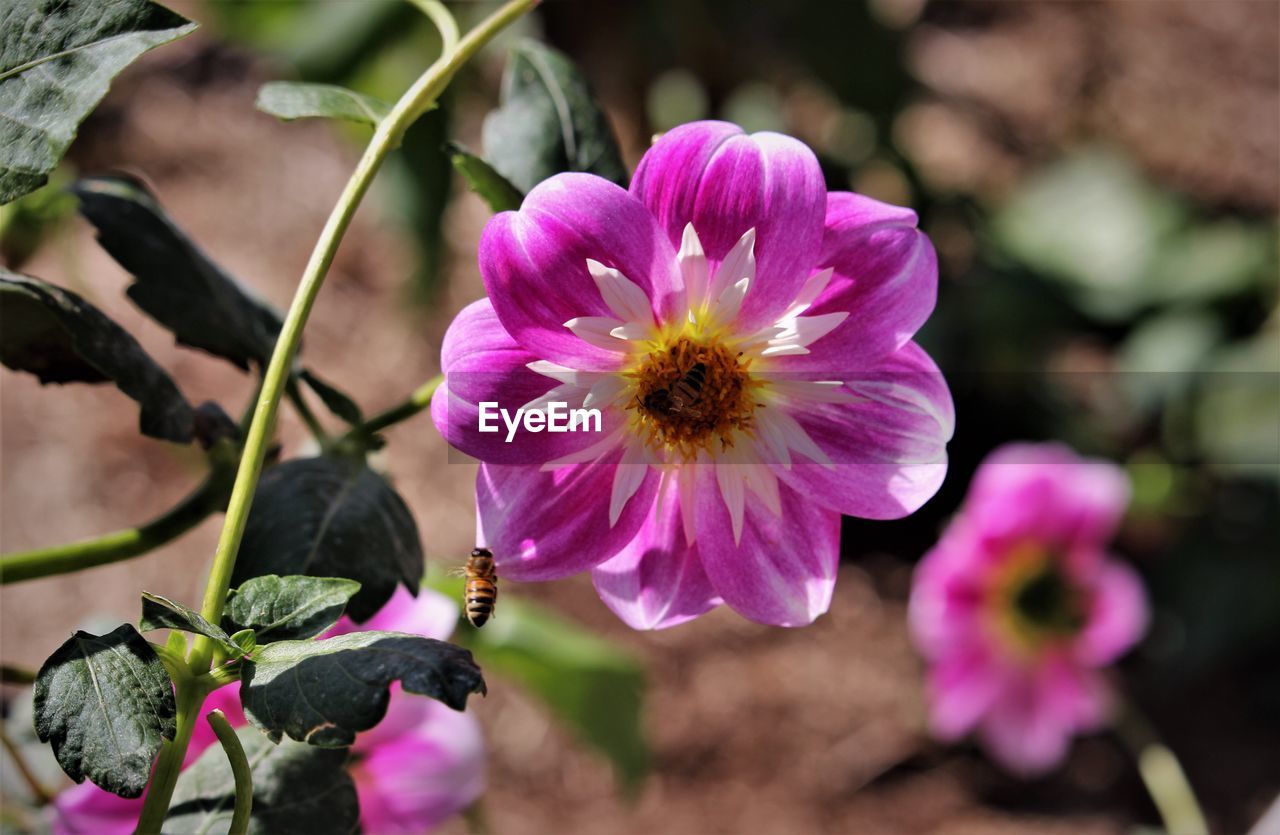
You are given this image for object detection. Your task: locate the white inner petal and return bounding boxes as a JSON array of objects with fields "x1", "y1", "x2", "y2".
[
  {"x1": 677, "y1": 223, "x2": 709, "y2": 312},
  {"x1": 564, "y1": 316, "x2": 630, "y2": 351},
  {"x1": 586, "y1": 259, "x2": 654, "y2": 325},
  {"x1": 708, "y1": 227, "x2": 756, "y2": 303},
  {"x1": 609, "y1": 439, "x2": 650, "y2": 526}
]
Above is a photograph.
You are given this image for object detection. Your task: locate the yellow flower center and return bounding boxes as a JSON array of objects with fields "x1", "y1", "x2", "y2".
[{"x1": 627, "y1": 334, "x2": 761, "y2": 460}]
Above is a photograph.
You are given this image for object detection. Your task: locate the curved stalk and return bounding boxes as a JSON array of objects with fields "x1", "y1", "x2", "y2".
[
  {"x1": 340, "y1": 374, "x2": 442, "y2": 445},
  {"x1": 132, "y1": 2, "x2": 539, "y2": 829},
  {"x1": 1117, "y1": 702, "x2": 1210, "y2": 835},
  {"x1": 207, "y1": 710, "x2": 253, "y2": 834},
  {"x1": 0, "y1": 464, "x2": 234, "y2": 584}
]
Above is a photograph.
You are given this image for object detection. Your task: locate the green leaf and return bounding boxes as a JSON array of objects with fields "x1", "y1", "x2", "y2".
[
  {"x1": 0, "y1": 0, "x2": 196, "y2": 204},
  {"x1": 232, "y1": 456, "x2": 424, "y2": 622},
  {"x1": 299, "y1": 368, "x2": 362, "y2": 425},
  {"x1": 139, "y1": 592, "x2": 239, "y2": 655},
  {"x1": 0, "y1": 270, "x2": 195, "y2": 442},
  {"x1": 481, "y1": 39, "x2": 628, "y2": 193},
  {"x1": 255, "y1": 80, "x2": 391, "y2": 127},
  {"x1": 435, "y1": 576, "x2": 649, "y2": 789},
  {"x1": 72, "y1": 174, "x2": 285, "y2": 370},
  {"x1": 33, "y1": 624, "x2": 177, "y2": 797},
  {"x1": 224, "y1": 575, "x2": 361, "y2": 642},
  {"x1": 447, "y1": 141, "x2": 524, "y2": 213},
  {"x1": 166, "y1": 725, "x2": 358, "y2": 835},
  {"x1": 241, "y1": 631, "x2": 486, "y2": 747}
]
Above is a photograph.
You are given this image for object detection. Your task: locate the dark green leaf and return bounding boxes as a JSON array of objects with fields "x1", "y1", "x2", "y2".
[
  {"x1": 437, "y1": 577, "x2": 649, "y2": 789},
  {"x1": 166, "y1": 725, "x2": 358, "y2": 835},
  {"x1": 241, "y1": 631, "x2": 485, "y2": 747},
  {"x1": 481, "y1": 39, "x2": 628, "y2": 193},
  {"x1": 73, "y1": 174, "x2": 285, "y2": 370},
  {"x1": 299, "y1": 368, "x2": 362, "y2": 425},
  {"x1": 139, "y1": 592, "x2": 238, "y2": 654},
  {"x1": 33, "y1": 624, "x2": 177, "y2": 797},
  {"x1": 448, "y1": 141, "x2": 524, "y2": 213},
  {"x1": 233, "y1": 456, "x2": 424, "y2": 622},
  {"x1": 224, "y1": 575, "x2": 361, "y2": 642},
  {"x1": 255, "y1": 80, "x2": 391, "y2": 126},
  {"x1": 0, "y1": 270, "x2": 194, "y2": 442},
  {"x1": 0, "y1": 0, "x2": 196, "y2": 203}
]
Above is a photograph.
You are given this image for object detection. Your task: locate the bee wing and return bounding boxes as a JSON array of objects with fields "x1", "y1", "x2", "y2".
[{"x1": 446, "y1": 565, "x2": 469, "y2": 578}]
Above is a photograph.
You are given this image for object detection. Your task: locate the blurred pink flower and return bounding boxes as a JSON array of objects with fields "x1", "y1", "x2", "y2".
[
  {"x1": 909, "y1": 442, "x2": 1149, "y2": 775},
  {"x1": 433, "y1": 120, "x2": 953, "y2": 629},
  {"x1": 52, "y1": 587, "x2": 484, "y2": 834}
]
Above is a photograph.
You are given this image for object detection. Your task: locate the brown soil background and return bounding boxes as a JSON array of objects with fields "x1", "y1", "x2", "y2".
[{"x1": 3, "y1": 2, "x2": 1277, "y2": 832}]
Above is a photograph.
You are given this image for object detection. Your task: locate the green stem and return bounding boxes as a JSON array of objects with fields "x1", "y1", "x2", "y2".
[
  {"x1": 286, "y1": 378, "x2": 330, "y2": 444},
  {"x1": 0, "y1": 664, "x2": 36, "y2": 686},
  {"x1": 1117, "y1": 703, "x2": 1210, "y2": 835},
  {"x1": 343, "y1": 375, "x2": 442, "y2": 443},
  {"x1": 134, "y1": 681, "x2": 202, "y2": 834},
  {"x1": 132, "y1": 1, "x2": 538, "y2": 828},
  {"x1": 206, "y1": 710, "x2": 253, "y2": 834},
  {"x1": 0, "y1": 463, "x2": 234, "y2": 584}
]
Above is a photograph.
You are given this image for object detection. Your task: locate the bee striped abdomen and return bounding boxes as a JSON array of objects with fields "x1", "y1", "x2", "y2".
[
  {"x1": 670, "y1": 362, "x2": 707, "y2": 408},
  {"x1": 461, "y1": 548, "x2": 498, "y2": 628}
]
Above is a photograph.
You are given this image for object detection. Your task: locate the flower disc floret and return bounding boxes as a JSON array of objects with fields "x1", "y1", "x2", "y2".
[{"x1": 628, "y1": 335, "x2": 760, "y2": 460}]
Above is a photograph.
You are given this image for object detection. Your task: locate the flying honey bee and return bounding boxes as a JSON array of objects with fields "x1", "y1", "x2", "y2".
[
  {"x1": 452, "y1": 548, "x2": 498, "y2": 627},
  {"x1": 642, "y1": 361, "x2": 708, "y2": 418}
]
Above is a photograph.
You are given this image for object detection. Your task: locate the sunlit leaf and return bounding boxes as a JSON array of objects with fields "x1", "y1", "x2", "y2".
[
  {"x1": 255, "y1": 80, "x2": 391, "y2": 127},
  {"x1": 0, "y1": 270, "x2": 195, "y2": 442},
  {"x1": 241, "y1": 631, "x2": 485, "y2": 746},
  {"x1": 232, "y1": 456, "x2": 424, "y2": 622},
  {"x1": 224, "y1": 575, "x2": 361, "y2": 642},
  {"x1": 73, "y1": 174, "x2": 285, "y2": 370},
  {"x1": 33, "y1": 624, "x2": 176, "y2": 797},
  {"x1": 482, "y1": 39, "x2": 627, "y2": 193},
  {"x1": 0, "y1": 0, "x2": 196, "y2": 203},
  {"x1": 140, "y1": 592, "x2": 240, "y2": 655},
  {"x1": 166, "y1": 725, "x2": 358, "y2": 834},
  {"x1": 447, "y1": 141, "x2": 524, "y2": 213},
  {"x1": 436, "y1": 576, "x2": 650, "y2": 789}
]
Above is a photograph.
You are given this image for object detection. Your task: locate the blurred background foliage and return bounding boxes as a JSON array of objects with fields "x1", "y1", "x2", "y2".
[{"x1": 2, "y1": 0, "x2": 1277, "y2": 830}]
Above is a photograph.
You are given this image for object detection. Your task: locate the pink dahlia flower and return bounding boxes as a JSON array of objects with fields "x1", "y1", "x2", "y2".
[
  {"x1": 52, "y1": 588, "x2": 483, "y2": 834},
  {"x1": 909, "y1": 443, "x2": 1149, "y2": 775},
  {"x1": 433, "y1": 120, "x2": 954, "y2": 629}
]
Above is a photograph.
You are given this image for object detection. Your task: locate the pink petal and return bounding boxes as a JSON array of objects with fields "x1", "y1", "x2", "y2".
[
  {"x1": 327, "y1": 586, "x2": 459, "y2": 642},
  {"x1": 1077, "y1": 560, "x2": 1148, "y2": 665},
  {"x1": 978, "y1": 677, "x2": 1075, "y2": 777},
  {"x1": 692, "y1": 473, "x2": 840, "y2": 626},
  {"x1": 432, "y1": 298, "x2": 622, "y2": 468},
  {"x1": 591, "y1": 473, "x2": 723, "y2": 629},
  {"x1": 926, "y1": 647, "x2": 1007, "y2": 741},
  {"x1": 354, "y1": 695, "x2": 485, "y2": 833},
  {"x1": 479, "y1": 174, "x2": 679, "y2": 368},
  {"x1": 783, "y1": 191, "x2": 938, "y2": 371},
  {"x1": 431, "y1": 299, "x2": 622, "y2": 466},
  {"x1": 52, "y1": 784, "x2": 141, "y2": 835},
  {"x1": 908, "y1": 533, "x2": 987, "y2": 660},
  {"x1": 964, "y1": 443, "x2": 1131, "y2": 561},
  {"x1": 772, "y1": 342, "x2": 954, "y2": 519},
  {"x1": 631, "y1": 121, "x2": 826, "y2": 331},
  {"x1": 476, "y1": 452, "x2": 661, "y2": 581}
]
